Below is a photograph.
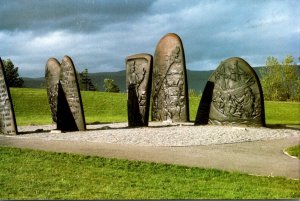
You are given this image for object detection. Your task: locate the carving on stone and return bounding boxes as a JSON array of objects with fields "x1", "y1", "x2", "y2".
[
  {"x1": 45, "y1": 56, "x2": 86, "y2": 131},
  {"x1": 45, "y1": 58, "x2": 61, "y2": 123},
  {"x1": 60, "y1": 56, "x2": 86, "y2": 131},
  {"x1": 0, "y1": 57, "x2": 18, "y2": 135},
  {"x1": 126, "y1": 54, "x2": 153, "y2": 127},
  {"x1": 195, "y1": 57, "x2": 265, "y2": 126},
  {"x1": 152, "y1": 33, "x2": 189, "y2": 122}
]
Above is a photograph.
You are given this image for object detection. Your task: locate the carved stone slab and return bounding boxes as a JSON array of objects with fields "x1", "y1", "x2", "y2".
[
  {"x1": 152, "y1": 33, "x2": 189, "y2": 122},
  {"x1": 0, "y1": 58, "x2": 18, "y2": 135},
  {"x1": 195, "y1": 57, "x2": 265, "y2": 126},
  {"x1": 45, "y1": 56, "x2": 86, "y2": 131},
  {"x1": 60, "y1": 56, "x2": 86, "y2": 131},
  {"x1": 126, "y1": 54, "x2": 153, "y2": 127},
  {"x1": 45, "y1": 58, "x2": 61, "y2": 123}
]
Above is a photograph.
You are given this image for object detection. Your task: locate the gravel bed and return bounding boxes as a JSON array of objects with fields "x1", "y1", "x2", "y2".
[{"x1": 9, "y1": 122, "x2": 300, "y2": 147}]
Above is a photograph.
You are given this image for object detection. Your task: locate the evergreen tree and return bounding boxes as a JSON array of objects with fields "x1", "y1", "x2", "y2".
[
  {"x1": 78, "y1": 68, "x2": 96, "y2": 91},
  {"x1": 3, "y1": 59, "x2": 24, "y2": 87}
]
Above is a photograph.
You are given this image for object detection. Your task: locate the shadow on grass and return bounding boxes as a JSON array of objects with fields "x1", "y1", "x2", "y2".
[
  {"x1": 17, "y1": 129, "x2": 52, "y2": 135},
  {"x1": 266, "y1": 124, "x2": 300, "y2": 131},
  {"x1": 14, "y1": 121, "x2": 300, "y2": 135}
]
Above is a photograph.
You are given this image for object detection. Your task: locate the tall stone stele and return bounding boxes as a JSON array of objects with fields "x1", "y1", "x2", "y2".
[
  {"x1": 152, "y1": 33, "x2": 189, "y2": 122},
  {"x1": 0, "y1": 57, "x2": 18, "y2": 135},
  {"x1": 45, "y1": 56, "x2": 86, "y2": 131},
  {"x1": 195, "y1": 57, "x2": 265, "y2": 127},
  {"x1": 126, "y1": 54, "x2": 153, "y2": 127}
]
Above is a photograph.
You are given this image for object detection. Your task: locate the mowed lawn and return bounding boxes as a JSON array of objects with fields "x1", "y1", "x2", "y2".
[
  {"x1": 2, "y1": 88, "x2": 299, "y2": 199},
  {"x1": 0, "y1": 147, "x2": 299, "y2": 199},
  {"x1": 10, "y1": 88, "x2": 300, "y2": 126}
]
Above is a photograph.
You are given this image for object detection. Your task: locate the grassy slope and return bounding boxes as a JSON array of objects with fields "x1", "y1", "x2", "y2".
[
  {"x1": 10, "y1": 88, "x2": 300, "y2": 126},
  {"x1": 0, "y1": 147, "x2": 299, "y2": 199}
]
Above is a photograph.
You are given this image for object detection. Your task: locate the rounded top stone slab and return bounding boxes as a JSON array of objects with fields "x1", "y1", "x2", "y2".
[
  {"x1": 152, "y1": 33, "x2": 189, "y2": 122},
  {"x1": 45, "y1": 58, "x2": 61, "y2": 84},
  {"x1": 195, "y1": 57, "x2": 265, "y2": 127}
]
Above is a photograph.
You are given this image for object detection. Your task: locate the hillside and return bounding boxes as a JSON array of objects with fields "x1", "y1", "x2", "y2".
[{"x1": 22, "y1": 67, "x2": 264, "y2": 92}]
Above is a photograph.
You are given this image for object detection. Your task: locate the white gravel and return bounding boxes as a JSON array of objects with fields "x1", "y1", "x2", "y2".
[{"x1": 9, "y1": 122, "x2": 300, "y2": 147}]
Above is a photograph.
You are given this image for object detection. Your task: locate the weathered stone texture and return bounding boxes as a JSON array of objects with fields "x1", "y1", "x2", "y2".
[
  {"x1": 126, "y1": 54, "x2": 153, "y2": 127},
  {"x1": 45, "y1": 58, "x2": 61, "y2": 123},
  {"x1": 195, "y1": 57, "x2": 265, "y2": 126},
  {"x1": 45, "y1": 56, "x2": 86, "y2": 131},
  {"x1": 0, "y1": 58, "x2": 18, "y2": 135},
  {"x1": 60, "y1": 56, "x2": 86, "y2": 131},
  {"x1": 152, "y1": 33, "x2": 189, "y2": 122}
]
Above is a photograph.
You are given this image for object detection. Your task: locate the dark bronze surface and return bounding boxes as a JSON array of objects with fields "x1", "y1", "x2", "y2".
[
  {"x1": 152, "y1": 33, "x2": 189, "y2": 122},
  {"x1": 126, "y1": 54, "x2": 153, "y2": 127},
  {"x1": 195, "y1": 57, "x2": 265, "y2": 126}
]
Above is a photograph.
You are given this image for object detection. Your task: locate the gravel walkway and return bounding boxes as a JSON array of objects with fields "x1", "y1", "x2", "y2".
[{"x1": 12, "y1": 122, "x2": 300, "y2": 147}]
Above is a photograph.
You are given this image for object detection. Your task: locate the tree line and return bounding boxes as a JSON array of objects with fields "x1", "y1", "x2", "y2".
[
  {"x1": 259, "y1": 55, "x2": 300, "y2": 101},
  {"x1": 1, "y1": 60, "x2": 120, "y2": 93},
  {"x1": 2, "y1": 56, "x2": 299, "y2": 101}
]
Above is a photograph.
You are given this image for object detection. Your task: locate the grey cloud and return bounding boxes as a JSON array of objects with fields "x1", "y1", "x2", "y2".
[
  {"x1": 0, "y1": 0, "x2": 299, "y2": 77},
  {"x1": 0, "y1": 0, "x2": 154, "y2": 33}
]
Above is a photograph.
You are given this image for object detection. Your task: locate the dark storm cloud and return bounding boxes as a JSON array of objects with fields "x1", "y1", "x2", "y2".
[
  {"x1": 0, "y1": 0, "x2": 154, "y2": 33},
  {"x1": 0, "y1": 0, "x2": 299, "y2": 77}
]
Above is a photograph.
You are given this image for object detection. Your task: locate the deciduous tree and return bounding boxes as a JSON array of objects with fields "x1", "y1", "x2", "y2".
[
  {"x1": 103, "y1": 78, "x2": 120, "y2": 93},
  {"x1": 260, "y1": 55, "x2": 299, "y2": 101}
]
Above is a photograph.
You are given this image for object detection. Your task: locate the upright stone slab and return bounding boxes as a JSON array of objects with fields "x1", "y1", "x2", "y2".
[
  {"x1": 56, "y1": 81, "x2": 78, "y2": 131},
  {"x1": 0, "y1": 58, "x2": 18, "y2": 135},
  {"x1": 195, "y1": 57, "x2": 265, "y2": 126},
  {"x1": 126, "y1": 54, "x2": 153, "y2": 127},
  {"x1": 45, "y1": 56, "x2": 86, "y2": 131},
  {"x1": 60, "y1": 56, "x2": 86, "y2": 131},
  {"x1": 152, "y1": 33, "x2": 189, "y2": 122},
  {"x1": 45, "y1": 58, "x2": 61, "y2": 123}
]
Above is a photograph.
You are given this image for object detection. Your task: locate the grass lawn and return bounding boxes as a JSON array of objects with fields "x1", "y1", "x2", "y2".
[
  {"x1": 0, "y1": 147, "x2": 299, "y2": 199},
  {"x1": 264, "y1": 101, "x2": 300, "y2": 125},
  {"x1": 10, "y1": 88, "x2": 300, "y2": 126},
  {"x1": 285, "y1": 145, "x2": 300, "y2": 159},
  {"x1": 4, "y1": 88, "x2": 299, "y2": 199}
]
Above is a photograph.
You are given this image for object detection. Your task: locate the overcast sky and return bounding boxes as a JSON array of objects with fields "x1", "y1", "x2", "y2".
[{"x1": 0, "y1": 0, "x2": 299, "y2": 77}]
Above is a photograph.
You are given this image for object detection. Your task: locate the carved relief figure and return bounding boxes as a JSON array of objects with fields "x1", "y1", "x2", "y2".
[
  {"x1": 126, "y1": 54, "x2": 152, "y2": 127},
  {"x1": 195, "y1": 57, "x2": 265, "y2": 126},
  {"x1": 152, "y1": 33, "x2": 189, "y2": 122}
]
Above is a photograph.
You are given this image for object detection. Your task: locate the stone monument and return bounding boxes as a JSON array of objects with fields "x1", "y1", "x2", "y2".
[
  {"x1": 126, "y1": 54, "x2": 153, "y2": 127},
  {"x1": 195, "y1": 57, "x2": 265, "y2": 126},
  {"x1": 152, "y1": 33, "x2": 189, "y2": 122},
  {"x1": 45, "y1": 56, "x2": 86, "y2": 131},
  {"x1": 45, "y1": 58, "x2": 61, "y2": 123},
  {"x1": 0, "y1": 57, "x2": 18, "y2": 135}
]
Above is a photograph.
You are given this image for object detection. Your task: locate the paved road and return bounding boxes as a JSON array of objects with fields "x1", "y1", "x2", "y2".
[{"x1": 0, "y1": 134, "x2": 299, "y2": 179}]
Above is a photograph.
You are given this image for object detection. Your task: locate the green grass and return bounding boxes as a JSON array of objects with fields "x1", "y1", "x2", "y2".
[
  {"x1": 285, "y1": 145, "x2": 300, "y2": 159},
  {"x1": 10, "y1": 88, "x2": 127, "y2": 126},
  {"x1": 0, "y1": 146, "x2": 299, "y2": 199},
  {"x1": 264, "y1": 101, "x2": 300, "y2": 125},
  {"x1": 10, "y1": 88, "x2": 51, "y2": 125},
  {"x1": 4, "y1": 88, "x2": 300, "y2": 199},
  {"x1": 10, "y1": 88, "x2": 300, "y2": 126}
]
